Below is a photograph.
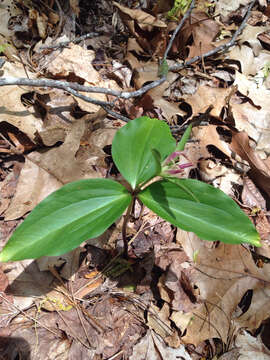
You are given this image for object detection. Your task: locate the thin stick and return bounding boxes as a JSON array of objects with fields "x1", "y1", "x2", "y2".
[
  {"x1": 40, "y1": 32, "x2": 101, "y2": 50},
  {"x1": 0, "y1": 292, "x2": 60, "y2": 337},
  {"x1": 163, "y1": 0, "x2": 195, "y2": 60},
  {"x1": 0, "y1": 0, "x2": 256, "y2": 122},
  {"x1": 170, "y1": 0, "x2": 256, "y2": 71}
]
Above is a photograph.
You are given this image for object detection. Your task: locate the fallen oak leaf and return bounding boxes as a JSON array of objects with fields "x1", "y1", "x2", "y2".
[
  {"x1": 113, "y1": 2, "x2": 167, "y2": 28},
  {"x1": 230, "y1": 131, "x2": 270, "y2": 198}
]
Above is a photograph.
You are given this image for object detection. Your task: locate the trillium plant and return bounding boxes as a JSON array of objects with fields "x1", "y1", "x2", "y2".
[{"x1": 0, "y1": 117, "x2": 260, "y2": 262}]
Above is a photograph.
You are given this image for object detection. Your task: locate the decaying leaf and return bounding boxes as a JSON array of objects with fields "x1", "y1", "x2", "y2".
[
  {"x1": 175, "y1": 230, "x2": 270, "y2": 346},
  {"x1": 113, "y1": 2, "x2": 167, "y2": 28},
  {"x1": 230, "y1": 131, "x2": 270, "y2": 198},
  {"x1": 130, "y1": 330, "x2": 192, "y2": 360},
  {"x1": 0, "y1": 62, "x2": 43, "y2": 140},
  {"x1": 46, "y1": 44, "x2": 120, "y2": 113},
  {"x1": 235, "y1": 330, "x2": 270, "y2": 360}
]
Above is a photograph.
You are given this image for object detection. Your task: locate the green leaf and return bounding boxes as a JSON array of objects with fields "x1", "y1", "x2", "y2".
[
  {"x1": 151, "y1": 149, "x2": 162, "y2": 175},
  {"x1": 138, "y1": 178, "x2": 260, "y2": 246},
  {"x1": 112, "y1": 116, "x2": 176, "y2": 189},
  {"x1": 176, "y1": 124, "x2": 192, "y2": 151},
  {"x1": 0, "y1": 179, "x2": 132, "y2": 261},
  {"x1": 158, "y1": 59, "x2": 169, "y2": 78}
]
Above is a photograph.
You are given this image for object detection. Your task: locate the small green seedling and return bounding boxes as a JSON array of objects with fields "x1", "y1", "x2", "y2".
[
  {"x1": 167, "y1": 0, "x2": 192, "y2": 19},
  {"x1": 0, "y1": 117, "x2": 260, "y2": 262}
]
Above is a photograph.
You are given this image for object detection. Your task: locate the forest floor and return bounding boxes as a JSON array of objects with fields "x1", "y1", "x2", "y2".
[{"x1": 0, "y1": 0, "x2": 270, "y2": 359}]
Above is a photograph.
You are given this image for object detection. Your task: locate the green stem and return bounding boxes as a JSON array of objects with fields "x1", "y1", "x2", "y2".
[{"x1": 122, "y1": 196, "x2": 135, "y2": 259}]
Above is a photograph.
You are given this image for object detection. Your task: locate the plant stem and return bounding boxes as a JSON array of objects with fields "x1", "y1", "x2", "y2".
[{"x1": 122, "y1": 196, "x2": 135, "y2": 259}]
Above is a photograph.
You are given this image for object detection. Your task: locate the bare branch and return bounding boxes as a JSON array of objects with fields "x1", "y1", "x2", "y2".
[
  {"x1": 169, "y1": 0, "x2": 256, "y2": 71},
  {"x1": 163, "y1": 0, "x2": 196, "y2": 61},
  {"x1": 40, "y1": 32, "x2": 101, "y2": 50},
  {"x1": 0, "y1": 0, "x2": 256, "y2": 122}
]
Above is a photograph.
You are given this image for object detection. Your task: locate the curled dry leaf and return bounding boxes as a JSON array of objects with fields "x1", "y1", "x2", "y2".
[
  {"x1": 233, "y1": 71, "x2": 270, "y2": 152},
  {"x1": 113, "y1": 2, "x2": 166, "y2": 28},
  {"x1": 230, "y1": 131, "x2": 270, "y2": 198},
  {"x1": 241, "y1": 177, "x2": 266, "y2": 210},
  {"x1": 235, "y1": 330, "x2": 270, "y2": 360},
  {"x1": 238, "y1": 24, "x2": 270, "y2": 56},
  {"x1": 229, "y1": 45, "x2": 270, "y2": 76}
]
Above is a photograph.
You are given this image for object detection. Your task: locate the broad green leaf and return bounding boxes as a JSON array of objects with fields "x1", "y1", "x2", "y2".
[
  {"x1": 0, "y1": 179, "x2": 132, "y2": 261},
  {"x1": 138, "y1": 178, "x2": 260, "y2": 246},
  {"x1": 112, "y1": 116, "x2": 176, "y2": 189},
  {"x1": 151, "y1": 149, "x2": 162, "y2": 175}
]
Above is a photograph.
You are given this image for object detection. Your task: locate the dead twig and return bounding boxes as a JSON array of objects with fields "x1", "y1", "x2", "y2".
[
  {"x1": 40, "y1": 32, "x2": 101, "y2": 50},
  {"x1": 163, "y1": 0, "x2": 196, "y2": 61},
  {"x1": 170, "y1": 0, "x2": 256, "y2": 71},
  {"x1": 0, "y1": 0, "x2": 256, "y2": 122},
  {"x1": 0, "y1": 292, "x2": 60, "y2": 337}
]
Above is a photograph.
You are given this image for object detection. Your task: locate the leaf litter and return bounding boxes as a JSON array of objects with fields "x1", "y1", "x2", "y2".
[{"x1": 0, "y1": 0, "x2": 270, "y2": 359}]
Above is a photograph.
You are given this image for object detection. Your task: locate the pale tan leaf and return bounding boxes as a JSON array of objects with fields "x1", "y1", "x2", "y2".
[
  {"x1": 130, "y1": 330, "x2": 192, "y2": 360},
  {"x1": 4, "y1": 158, "x2": 62, "y2": 220},
  {"x1": 176, "y1": 230, "x2": 270, "y2": 345},
  {"x1": 239, "y1": 24, "x2": 270, "y2": 56},
  {"x1": 46, "y1": 44, "x2": 120, "y2": 113},
  {"x1": 214, "y1": 0, "x2": 251, "y2": 17},
  {"x1": 4, "y1": 118, "x2": 101, "y2": 220},
  {"x1": 232, "y1": 71, "x2": 270, "y2": 152},
  {"x1": 0, "y1": 62, "x2": 43, "y2": 140},
  {"x1": 235, "y1": 331, "x2": 270, "y2": 360}
]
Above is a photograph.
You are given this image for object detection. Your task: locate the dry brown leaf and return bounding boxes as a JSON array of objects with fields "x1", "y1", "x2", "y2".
[
  {"x1": 175, "y1": 230, "x2": 270, "y2": 346},
  {"x1": 238, "y1": 24, "x2": 270, "y2": 56},
  {"x1": 0, "y1": 0, "x2": 23, "y2": 38},
  {"x1": 29, "y1": 9, "x2": 48, "y2": 39},
  {"x1": 2, "y1": 260, "x2": 53, "y2": 310},
  {"x1": 113, "y1": 2, "x2": 166, "y2": 28},
  {"x1": 233, "y1": 71, "x2": 270, "y2": 152},
  {"x1": 4, "y1": 157, "x2": 62, "y2": 220},
  {"x1": 130, "y1": 330, "x2": 192, "y2": 360},
  {"x1": 229, "y1": 45, "x2": 270, "y2": 76},
  {"x1": 0, "y1": 62, "x2": 43, "y2": 140},
  {"x1": 255, "y1": 212, "x2": 270, "y2": 241},
  {"x1": 37, "y1": 247, "x2": 81, "y2": 280},
  {"x1": 38, "y1": 289, "x2": 72, "y2": 312},
  {"x1": 46, "y1": 44, "x2": 120, "y2": 113},
  {"x1": 0, "y1": 34, "x2": 17, "y2": 60},
  {"x1": 4, "y1": 118, "x2": 101, "y2": 220},
  {"x1": 214, "y1": 0, "x2": 251, "y2": 17},
  {"x1": 230, "y1": 131, "x2": 270, "y2": 197},
  {"x1": 187, "y1": 11, "x2": 220, "y2": 59},
  {"x1": 69, "y1": 0, "x2": 80, "y2": 16},
  {"x1": 0, "y1": 163, "x2": 22, "y2": 216},
  {"x1": 241, "y1": 177, "x2": 266, "y2": 210},
  {"x1": 237, "y1": 286, "x2": 270, "y2": 330},
  {"x1": 192, "y1": 124, "x2": 232, "y2": 159},
  {"x1": 198, "y1": 157, "x2": 242, "y2": 197},
  {"x1": 185, "y1": 86, "x2": 231, "y2": 117},
  {"x1": 235, "y1": 330, "x2": 270, "y2": 359},
  {"x1": 157, "y1": 249, "x2": 197, "y2": 313},
  {"x1": 147, "y1": 303, "x2": 173, "y2": 340}
]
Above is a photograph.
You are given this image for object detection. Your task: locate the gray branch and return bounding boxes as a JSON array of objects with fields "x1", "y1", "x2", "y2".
[{"x1": 0, "y1": 0, "x2": 256, "y2": 121}]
